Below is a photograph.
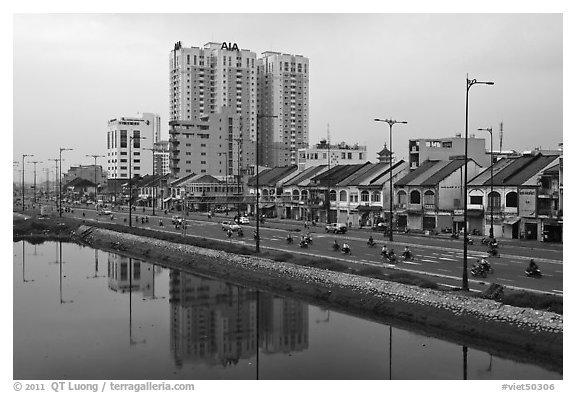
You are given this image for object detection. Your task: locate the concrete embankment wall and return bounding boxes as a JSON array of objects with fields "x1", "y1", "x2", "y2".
[{"x1": 74, "y1": 225, "x2": 562, "y2": 370}]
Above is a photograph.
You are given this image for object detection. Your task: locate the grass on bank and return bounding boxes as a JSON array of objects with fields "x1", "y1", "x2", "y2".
[{"x1": 13, "y1": 215, "x2": 562, "y2": 314}]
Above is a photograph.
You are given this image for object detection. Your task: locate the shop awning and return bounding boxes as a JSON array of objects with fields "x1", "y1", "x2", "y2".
[
  {"x1": 163, "y1": 197, "x2": 173, "y2": 203},
  {"x1": 543, "y1": 218, "x2": 562, "y2": 225},
  {"x1": 453, "y1": 216, "x2": 464, "y2": 222},
  {"x1": 262, "y1": 204, "x2": 276, "y2": 209},
  {"x1": 503, "y1": 217, "x2": 520, "y2": 225},
  {"x1": 357, "y1": 205, "x2": 383, "y2": 211}
]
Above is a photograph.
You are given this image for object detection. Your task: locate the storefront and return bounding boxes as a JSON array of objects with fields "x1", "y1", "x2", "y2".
[{"x1": 502, "y1": 217, "x2": 520, "y2": 239}]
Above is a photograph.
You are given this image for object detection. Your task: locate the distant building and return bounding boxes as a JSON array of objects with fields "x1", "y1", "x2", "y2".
[
  {"x1": 62, "y1": 165, "x2": 105, "y2": 188},
  {"x1": 257, "y1": 51, "x2": 310, "y2": 166},
  {"x1": 153, "y1": 141, "x2": 171, "y2": 176},
  {"x1": 297, "y1": 140, "x2": 368, "y2": 171},
  {"x1": 168, "y1": 107, "x2": 247, "y2": 179},
  {"x1": 106, "y1": 112, "x2": 160, "y2": 180},
  {"x1": 408, "y1": 134, "x2": 490, "y2": 170}
]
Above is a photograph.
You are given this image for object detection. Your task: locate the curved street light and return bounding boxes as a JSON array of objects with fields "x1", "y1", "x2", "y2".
[
  {"x1": 463, "y1": 76, "x2": 494, "y2": 291},
  {"x1": 374, "y1": 118, "x2": 407, "y2": 242},
  {"x1": 86, "y1": 155, "x2": 104, "y2": 206}
]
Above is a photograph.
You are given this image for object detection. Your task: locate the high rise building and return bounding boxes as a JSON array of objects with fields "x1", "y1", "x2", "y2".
[
  {"x1": 106, "y1": 112, "x2": 160, "y2": 180},
  {"x1": 258, "y1": 51, "x2": 309, "y2": 167},
  {"x1": 153, "y1": 141, "x2": 171, "y2": 176},
  {"x1": 169, "y1": 41, "x2": 309, "y2": 176}
]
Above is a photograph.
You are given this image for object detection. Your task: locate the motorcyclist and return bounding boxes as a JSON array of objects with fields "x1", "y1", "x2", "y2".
[
  {"x1": 527, "y1": 259, "x2": 539, "y2": 274},
  {"x1": 238, "y1": 228, "x2": 244, "y2": 237},
  {"x1": 299, "y1": 236, "x2": 308, "y2": 247},
  {"x1": 479, "y1": 257, "x2": 491, "y2": 272},
  {"x1": 403, "y1": 246, "x2": 412, "y2": 259},
  {"x1": 381, "y1": 245, "x2": 388, "y2": 258},
  {"x1": 333, "y1": 239, "x2": 340, "y2": 251},
  {"x1": 342, "y1": 243, "x2": 351, "y2": 254},
  {"x1": 286, "y1": 233, "x2": 293, "y2": 243},
  {"x1": 388, "y1": 249, "x2": 396, "y2": 262},
  {"x1": 227, "y1": 228, "x2": 233, "y2": 238},
  {"x1": 367, "y1": 235, "x2": 375, "y2": 246}
]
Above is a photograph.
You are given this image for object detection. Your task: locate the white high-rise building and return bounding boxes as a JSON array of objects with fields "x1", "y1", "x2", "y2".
[
  {"x1": 106, "y1": 112, "x2": 160, "y2": 180},
  {"x1": 258, "y1": 52, "x2": 309, "y2": 167}
]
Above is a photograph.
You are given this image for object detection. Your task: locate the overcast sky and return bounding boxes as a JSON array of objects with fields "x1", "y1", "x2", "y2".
[{"x1": 12, "y1": 12, "x2": 563, "y2": 176}]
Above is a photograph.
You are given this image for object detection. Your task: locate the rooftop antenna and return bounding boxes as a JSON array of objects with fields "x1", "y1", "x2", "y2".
[{"x1": 499, "y1": 122, "x2": 504, "y2": 152}]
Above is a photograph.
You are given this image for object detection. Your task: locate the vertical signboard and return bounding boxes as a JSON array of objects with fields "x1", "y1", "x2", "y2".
[{"x1": 518, "y1": 188, "x2": 536, "y2": 217}]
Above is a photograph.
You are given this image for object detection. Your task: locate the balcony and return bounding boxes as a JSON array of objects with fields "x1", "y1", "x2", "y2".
[
  {"x1": 407, "y1": 204, "x2": 422, "y2": 212},
  {"x1": 423, "y1": 204, "x2": 436, "y2": 211}
]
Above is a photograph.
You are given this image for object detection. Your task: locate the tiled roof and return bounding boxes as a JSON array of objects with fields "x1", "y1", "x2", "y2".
[
  {"x1": 421, "y1": 159, "x2": 466, "y2": 186},
  {"x1": 395, "y1": 160, "x2": 438, "y2": 186},
  {"x1": 469, "y1": 154, "x2": 559, "y2": 187},
  {"x1": 310, "y1": 163, "x2": 369, "y2": 186},
  {"x1": 247, "y1": 165, "x2": 298, "y2": 187},
  {"x1": 283, "y1": 165, "x2": 329, "y2": 186}
]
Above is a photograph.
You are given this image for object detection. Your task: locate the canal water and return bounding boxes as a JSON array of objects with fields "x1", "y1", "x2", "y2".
[{"x1": 13, "y1": 241, "x2": 561, "y2": 380}]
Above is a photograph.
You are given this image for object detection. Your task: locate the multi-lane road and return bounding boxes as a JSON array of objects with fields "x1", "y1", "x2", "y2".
[{"x1": 44, "y1": 204, "x2": 563, "y2": 296}]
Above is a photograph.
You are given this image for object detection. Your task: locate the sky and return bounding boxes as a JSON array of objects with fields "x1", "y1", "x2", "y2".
[{"x1": 11, "y1": 11, "x2": 564, "y2": 179}]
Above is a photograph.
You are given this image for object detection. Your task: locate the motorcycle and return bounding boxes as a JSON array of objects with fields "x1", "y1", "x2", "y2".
[
  {"x1": 332, "y1": 243, "x2": 340, "y2": 251},
  {"x1": 471, "y1": 264, "x2": 488, "y2": 278},
  {"x1": 367, "y1": 239, "x2": 376, "y2": 248},
  {"x1": 299, "y1": 240, "x2": 308, "y2": 248},
  {"x1": 465, "y1": 236, "x2": 473, "y2": 245},
  {"x1": 238, "y1": 230, "x2": 244, "y2": 237},
  {"x1": 387, "y1": 253, "x2": 397, "y2": 264},
  {"x1": 450, "y1": 233, "x2": 460, "y2": 240},
  {"x1": 487, "y1": 247, "x2": 499, "y2": 257},
  {"x1": 341, "y1": 246, "x2": 351, "y2": 255},
  {"x1": 402, "y1": 250, "x2": 414, "y2": 261},
  {"x1": 304, "y1": 234, "x2": 313, "y2": 244},
  {"x1": 286, "y1": 236, "x2": 293, "y2": 244},
  {"x1": 525, "y1": 268, "x2": 542, "y2": 278}
]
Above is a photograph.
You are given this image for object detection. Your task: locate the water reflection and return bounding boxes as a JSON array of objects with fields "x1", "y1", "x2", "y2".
[
  {"x1": 13, "y1": 241, "x2": 561, "y2": 380},
  {"x1": 168, "y1": 270, "x2": 308, "y2": 372}
]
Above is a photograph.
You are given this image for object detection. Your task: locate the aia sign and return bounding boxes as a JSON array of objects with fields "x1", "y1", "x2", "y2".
[{"x1": 221, "y1": 42, "x2": 240, "y2": 51}]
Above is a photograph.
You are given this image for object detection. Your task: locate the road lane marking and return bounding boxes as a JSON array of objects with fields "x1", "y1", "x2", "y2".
[
  {"x1": 496, "y1": 278, "x2": 514, "y2": 283},
  {"x1": 436, "y1": 268, "x2": 452, "y2": 273},
  {"x1": 420, "y1": 259, "x2": 441, "y2": 264},
  {"x1": 400, "y1": 260, "x2": 421, "y2": 265},
  {"x1": 438, "y1": 257, "x2": 456, "y2": 261}
]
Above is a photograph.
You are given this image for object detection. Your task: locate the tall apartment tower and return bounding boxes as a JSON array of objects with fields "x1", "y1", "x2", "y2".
[
  {"x1": 169, "y1": 41, "x2": 258, "y2": 176},
  {"x1": 257, "y1": 52, "x2": 309, "y2": 167},
  {"x1": 106, "y1": 112, "x2": 160, "y2": 180}
]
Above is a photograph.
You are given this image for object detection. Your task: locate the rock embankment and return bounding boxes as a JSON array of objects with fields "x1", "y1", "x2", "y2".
[{"x1": 75, "y1": 225, "x2": 562, "y2": 368}]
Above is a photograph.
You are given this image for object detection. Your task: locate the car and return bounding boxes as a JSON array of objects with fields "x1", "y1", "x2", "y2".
[
  {"x1": 325, "y1": 223, "x2": 347, "y2": 234},
  {"x1": 98, "y1": 210, "x2": 112, "y2": 216},
  {"x1": 221, "y1": 221, "x2": 241, "y2": 231},
  {"x1": 237, "y1": 216, "x2": 250, "y2": 225},
  {"x1": 372, "y1": 222, "x2": 387, "y2": 231}
]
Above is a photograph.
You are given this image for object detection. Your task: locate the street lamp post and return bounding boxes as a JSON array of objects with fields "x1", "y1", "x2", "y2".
[
  {"x1": 374, "y1": 118, "x2": 407, "y2": 242},
  {"x1": 255, "y1": 114, "x2": 277, "y2": 253},
  {"x1": 143, "y1": 147, "x2": 157, "y2": 216},
  {"x1": 59, "y1": 148, "x2": 73, "y2": 217},
  {"x1": 463, "y1": 75, "x2": 494, "y2": 291},
  {"x1": 128, "y1": 135, "x2": 146, "y2": 227},
  {"x1": 30, "y1": 160, "x2": 43, "y2": 205},
  {"x1": 219, "y1": 151, "x2": 229, "y2": 215},
  {"x1": 21, "y1": 154, "x2": 34, "y2": 212},
  {"x1": 477, "y1": 127, "x2": 494, "y2": 239},
  {"x1": 48, "y1": 158, "x2": 59, "y2": 208},
  {"x1": 234, "y1": 137, "x2": 243, "y2": 222},
  {"x1": 86, "y1": 155, "x2": 104, "y2": 205}
]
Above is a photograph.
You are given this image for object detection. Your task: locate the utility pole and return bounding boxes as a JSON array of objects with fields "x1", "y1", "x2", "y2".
[{"x1": 30, "y1": 161, "x2": 43, "y2": 204}]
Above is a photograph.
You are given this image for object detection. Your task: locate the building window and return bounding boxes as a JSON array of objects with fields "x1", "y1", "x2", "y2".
[
  {"x1": 372, "y1": 191, "x2": 380, "y2": 202},
  {"x1": 424, "y1": 190, "x2": 435, "y2": 205},
  {"x1": 410, "y1": 190, "x2": 421, "y2": 204},
  {"x1": 339, "y1": 190, "x2": 347, "y2": 202},
  {"x1": 397, "y1": 191, "x2": 407, "y2": 206},
  {"x1": 505, "y1": 192, "x2": 518, "y2": 208},
  {"x1": 470, "y1": 195, "x2": 483, "y2": 205},
  {"x1": 361, "y1": 191, "x2": 369, "y2": 202},
  {"x1": 329, "y1": 190, "x2": 337, "y2": 201},
  {"x1": 488, "y1": 191, "x2": 501, "y2": 209}
]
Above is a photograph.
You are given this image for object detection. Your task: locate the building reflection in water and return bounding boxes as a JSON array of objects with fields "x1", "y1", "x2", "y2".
[
  {"x1": 107, "y1": 253, "x2": 157, "y2": 297},
  {"x1": 169, "y1": 270, "x2": 309, "y2": 369}
]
